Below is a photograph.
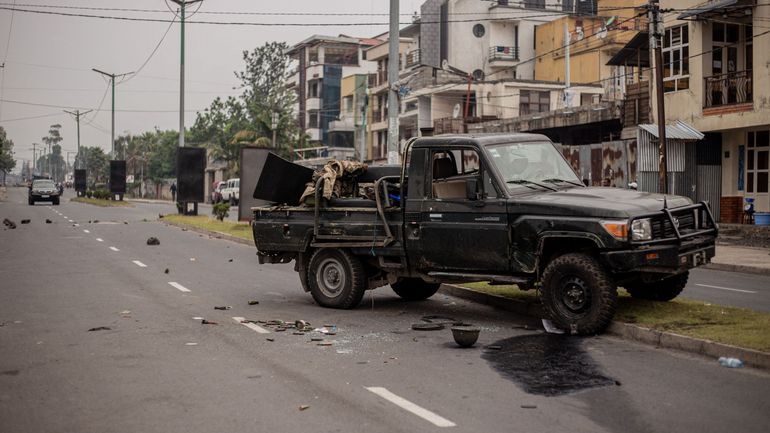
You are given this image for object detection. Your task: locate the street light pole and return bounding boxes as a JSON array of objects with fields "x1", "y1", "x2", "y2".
[
  {"x1": 170, "y1": 0, "x2": 203, "y2": 148},
  {"x1": 92, "y1": 68, "x2": 133, "y2": 159},
  {"x1": 387, "y1": 0, "x2": 400, "y2": 164}
]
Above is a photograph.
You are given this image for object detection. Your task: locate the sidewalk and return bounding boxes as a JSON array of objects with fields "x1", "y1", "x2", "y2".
[{"x1": 708, "y1": 244, "x2": 770, "y2": 275}]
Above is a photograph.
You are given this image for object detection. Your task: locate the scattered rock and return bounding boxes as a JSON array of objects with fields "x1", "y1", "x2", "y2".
[
  {"x1": 317, "y1": 341, "x2": 333, "y2": 346},
  {"x1": 248, "y1": 300, "x2": 259, "y2": 305},
  {"x1": 2, "y1": 218, "x2": 16, "y2": 229},
  {"x1": 298, "y1": 405, "x2": 310, "y2": 411},
  {"x1": 20, "y1": 219, "x2": 30, "y2": 224},
  {"x1": 214, "y1": 306, "x2": 232, "y2": 310},
  {"x1": 146, "y1": 237, "x2": 160, "y2": 245},
  {"x1": 310, "y1": 337, "x2": 324, "y2": 342},
  {"x1": 201, "y1": 319, "x2": 218, "y2": 325},
  {"x1": 46, "y1": 219, "x2": 52, "y2": 224},
  {"x1": 521, "y1": 404, "x2": 538, "y2": 409},
  {"x1": 158, "y1": 213, "x2": 164, "y2": 219},
  {"x1": 123, "y1": 221, "x2": 128, "y2": 224},
  {"x1": 228, "y1": 258, "x2": 233, "y2": 262},
  {"x1": 411, "y1": 323, "x2": 444, "y2": 331},
  {"x1": 266, "y1": 338, "x2": 274, "y2": 342},
  {"x1": 185, "y1": 342, "x2": 198, "y2": 346},
  {"x1": 164, "y1": 268, "x2": 169, "y2": 274},
  {"x1": 88, "y1": 326, "x2": 111, "y2": 332}
]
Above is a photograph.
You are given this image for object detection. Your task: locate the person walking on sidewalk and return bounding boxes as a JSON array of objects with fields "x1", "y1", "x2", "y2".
[{"x1": 170, "y1": 182, "x2": 177, "y2": 202}]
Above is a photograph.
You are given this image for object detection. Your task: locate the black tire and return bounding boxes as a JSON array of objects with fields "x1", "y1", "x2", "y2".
[
  {"x1": 53, "y1": 198, "x2": 60, "y2": 205},
  {"x1": 229, "y1": 196, "x2": 236, "y2": 206},
  {"x1": 28, "y1": 198, "x2": 34, "y2": 206},
  {"x1": 539, "y1": 253, "x2": 617, "y2": 335},
  {"x1": 625, "y1": 272, "x2": 688, "y2": 302},
  {"x1": 307, "y1": 248, "x2": 366, "y2": 309},
  {"x1": 391, "y1": 278, "x2": 441, "y2": 301}
]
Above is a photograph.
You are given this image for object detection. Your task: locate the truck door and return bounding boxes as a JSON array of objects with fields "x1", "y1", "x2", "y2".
[{"x1": 405, "y1": 147, "x2": 509, "y2": 273}]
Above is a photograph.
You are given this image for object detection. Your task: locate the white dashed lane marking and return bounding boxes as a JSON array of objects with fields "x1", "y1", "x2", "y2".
[
  {"x1": 232, "y1": 317, "x2": 270, "y2": 334},
  {"x1": 695, "y1": 283, "x2": 757, "y2": 294},
  {"x1": 168, "y1": 282, "x2": 191, "y2": 293},
  {"x1": 109, "y1": 247, "x2": 120, "y2": 252},
  {"x1": 365, "y1": 387, "x2": 456, "y2": 428},
  {"x1": 132, "y1": 260, "x2": 147, "y2": 268}
]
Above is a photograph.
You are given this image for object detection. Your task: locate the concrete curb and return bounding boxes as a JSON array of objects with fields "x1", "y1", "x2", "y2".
[
  {"x1": 439, "y1": 283, "x2": 770, "y2": 370},
  {"x1": 161, "y1": 219, "x2": 253, "y2": 247},
  {"x1": 705, "y1": 262, "x2": 770, "y2": 276}
]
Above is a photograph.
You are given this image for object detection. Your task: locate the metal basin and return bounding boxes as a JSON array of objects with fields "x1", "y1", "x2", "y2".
[{"x1": 451, "y1": 325, "x2": 480, "y2": 348}]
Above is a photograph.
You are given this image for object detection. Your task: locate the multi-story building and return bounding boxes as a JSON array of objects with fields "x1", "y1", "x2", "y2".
[
  {"x1": 328, "y1": 74, "x2": 369, "y2": 161},
  {"x1": 285, "y1": 35, "x2": 379, "y2": 162},
  {"x1": 630, "y1": 0, "x2": 770, "y2": 218}
]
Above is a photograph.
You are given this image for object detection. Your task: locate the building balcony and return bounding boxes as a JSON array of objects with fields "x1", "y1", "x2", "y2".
[
  {"x1": 329, "y1": 115, "x2": 355, "y2": 132},
  {"x1": 306, "y1": 97, "x2": 321, "y2": 111},
  {"x1": 703, "y1": 70, "x2": 752, "y2": 109},
  {"x1": 488, "y1": 46, "x2": 519, "y2": 63},
  {"x1": 405, "y1": 49, "x2": 421, "y2": 68}
]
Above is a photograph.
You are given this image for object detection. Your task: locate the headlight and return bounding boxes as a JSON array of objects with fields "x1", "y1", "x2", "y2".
[
  {"x1": 631, "y1": 218, "x2": 652, "y2": 241},
  {"x1": 600, "y1": 220, "x2": 628, "y2": 240}
]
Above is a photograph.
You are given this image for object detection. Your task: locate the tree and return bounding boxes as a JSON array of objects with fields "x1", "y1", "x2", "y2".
[
  {"x1": 75, "y1": 146, "x2": 109, "y2": 187},
  {"x1": 41, "y1": 124, "x2": 64, "y2": 180},
  {"x1": 0, "y1": 126, "x2": 16, "y2": 184}
]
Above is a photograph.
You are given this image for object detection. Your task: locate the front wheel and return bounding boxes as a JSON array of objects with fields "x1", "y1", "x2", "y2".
[
  {"x1": 539, "y1": 253, "x2": 617, "y2": 335},
  {"x1": 391, "y1": 278, "x2": 441, "y2": 301},
  {"x1": 28, "y1": 198, "x2": 34, "y2": 205},
  {"x1": 307, "y1": 249, "x2": 366, "y2": 309},
  {"x1": 625, "y1": 272, "x2": 688, "y2": 302}
]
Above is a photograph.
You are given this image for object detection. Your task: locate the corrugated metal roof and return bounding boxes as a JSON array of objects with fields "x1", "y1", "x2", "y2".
[{"x1": 638, "y1": 120, "x2": 704, "y2": 141}]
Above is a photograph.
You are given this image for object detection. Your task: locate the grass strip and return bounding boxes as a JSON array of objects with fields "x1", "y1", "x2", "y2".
[
  {"x1": 70, "y1": 197, "x2": 133, "y2": 207},
  {"x1": 463, "y1": 282, "x2": 770, "y2": 353},
  {"x1": 162, "y1": 214, "x2": 253, "y2": 242}
]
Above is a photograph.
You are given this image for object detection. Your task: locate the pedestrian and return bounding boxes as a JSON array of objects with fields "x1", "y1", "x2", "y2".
[{"x1": 170, "y1": 182, "x2": 177, "y2": 202}]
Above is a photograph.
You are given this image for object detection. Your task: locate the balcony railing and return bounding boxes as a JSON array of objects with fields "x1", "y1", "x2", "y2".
[
  {"x1": 406, "y1": 49, "x2": 421, "y2": 67},
  {"x1": 489, "y1": 46, "x2": 519, "y2": 62},
  {"x1": 704, "y1": 70, "x2": 752, "y2": 108}
]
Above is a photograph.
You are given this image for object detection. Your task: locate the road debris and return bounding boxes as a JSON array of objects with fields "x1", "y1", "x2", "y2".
[
  {"x1": 521, "y1": 404, "x2": 538, "y2": 409},
  {"x1": 248, "y1": 300, "x2": 259, "y2": 305},
  {"x1": 158, "y1": 213, "x2": 164, "y2": 219},
  {"x1": 123, "y1": 221, "x2": 128, "y2": 224},
  {"x1": 266, "y1": 337, "x2": 275, "y2": 342},
  {"x1": 146, "y1": 237, "x2": 160, "y2": 246},
  {"x1": 164, "y1": 268, "x2": 170, "y2": 274},
  {"x1": 214, "y1": 306, "x2": 232, "y2": 310},
  {"x1": 88, "y1": 326, "x2": 111, "y2": 332},
  {"x1": 718, "y1": 357, "x2": 744, "y2": 368},
  {"x1": 20, "y1": 219, "x2": 30, "y2": 224},
  {"x1": 298, "y1": 405, "x2": 310, "y2": 411},
  {"x1": 185, "y1": 342, "x2": 198, "y2": 346},
  {"x1": 201, "y1": 319, "x2": 218, "y2": 325},
  {"x1": 45, "y1": 219, "x2": 52, "y2": 224},
  {"x1": 3, "y1": 218, "x2": 16, "y2": 229},
  {"x1": 311, "y1": 337, "x2": 324, "y2": 342},
  {"x1": 411, "y1": 323, "x2": 444, "y2": 331},
  {"x1": 317, "y1": 342, "x2": 333, "y2": 346},
  {"x1": 228, "y1": 258, "x2": 233, "y2": 262},
  {"x1": 541, "y1": 319, "x2": 565, "y2": 335}
]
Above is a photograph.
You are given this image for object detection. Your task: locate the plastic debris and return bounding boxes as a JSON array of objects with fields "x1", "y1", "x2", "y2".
[
  {"x1": 20, "y1": 219, "x2": 30, "y2": 224},
  {"x1": 201, "y1": 319, "x2": 218, "y2": 325},
  {"x1": 718, "y1": 357, "x2": 744, "y2": 368},
  {"x1": 248, "y1": 300, "x2": 259, "y2": 305},
  {"x1": 214, "y1": 306, "x2": 232, "y2": 310},
  {"x1": 146, "y1": 237, "x2": 160, "y2": 246},
  {"x1": 88, "y1": 326, "x2": 111, "y2": 332},
  {"x1": 541, "y1": 319, "x2": 565, "y2": 335}
]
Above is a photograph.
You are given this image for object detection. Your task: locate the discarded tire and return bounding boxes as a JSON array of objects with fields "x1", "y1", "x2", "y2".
[
  {"x1": 539, "y1": 253, "x2": 617, "y2": 335},
  {"x1": 391, "y1": 278, "x2": 441, "y2": 301},
  {"x1": 307, "y1": 248, "x2": 365, "y2": 309}
]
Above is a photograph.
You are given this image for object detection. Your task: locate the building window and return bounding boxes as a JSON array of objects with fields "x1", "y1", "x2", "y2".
[
  {"x1": 473, "y1": 24, "x2": 485, "y2": 38},
  {"x1": 520, "y1": 90, "x2": 550, "y2": 115},
  {"x1": 308, "y1": 81, "x2": 319, "y2": 98},
  {"x1": 747, "y1": 130, "x2": 769, "y2": 194},
  {"x1": 308, "y1": 110, "x2": 319, "y2": 128},
  {"x1": 662, "y1": 24, "x2": 689, "y2": 92}
]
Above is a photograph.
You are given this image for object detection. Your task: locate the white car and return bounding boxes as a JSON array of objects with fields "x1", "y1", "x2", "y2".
[{"x1": 221, "y1": 178, "x2": 240, "y2": 205}]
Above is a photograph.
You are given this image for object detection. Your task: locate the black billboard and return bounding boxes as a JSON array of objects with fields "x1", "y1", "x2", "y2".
[
  {"x1": 74, "y1": 169, "x2": 87, "y2": 192},
  {"x1": 176, "y1": 147, "x2": 206, "y2": 202},
  {"x1": 109, "y1": 160, "x2": 126, "y2": 194}
]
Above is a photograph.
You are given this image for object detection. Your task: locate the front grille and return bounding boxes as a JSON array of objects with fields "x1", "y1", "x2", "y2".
[{"x1": 651, "y1": 212, "x2": 696, "y2": 239}]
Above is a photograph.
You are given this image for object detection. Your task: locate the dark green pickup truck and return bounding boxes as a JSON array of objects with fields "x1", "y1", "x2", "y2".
[{"x1": 251, "y1": 133, "x2": 717, "y2": 334}]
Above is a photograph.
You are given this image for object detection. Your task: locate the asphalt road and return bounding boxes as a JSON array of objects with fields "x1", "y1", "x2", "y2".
[{"x1": 2, "y1": 186, "x2": 769, "y2": 433}]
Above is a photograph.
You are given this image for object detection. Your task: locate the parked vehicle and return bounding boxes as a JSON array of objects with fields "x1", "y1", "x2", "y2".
[
  {"x1": 221, "y1": 178, "x2": 240, "y2": 205},
  {"x1": 29, "y1": 179, "x2": 60, "y2": 205},
  {"x1": 211, "y1": 181, "x2": 227, "y2": 204},
  {"x1": 249, "y1": 134, "x2": 718, "y2": 335}
]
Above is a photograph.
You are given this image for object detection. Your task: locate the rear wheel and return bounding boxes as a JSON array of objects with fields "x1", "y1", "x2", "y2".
[
  {"x1": 625, "y1": 272, "x2": 688, "y2": 302},
  {"x1": 28, "y1": 198, "x2": 34, "y2": 205},
  {"x1": 229, "y1": 196, "x2": 236, "y2": 206},
  {"x1": 53, "y1": 198, "x2": 60, "y2": 205},
  {"x1": 308, "y1": 248, "x2": 366, "y2": 309},
  {"x1": 540, "y1": 253, "x2": 617, "y2": 335},
  {"x1": 391, "y1": 278, "x2": 441, "y2": 301}
]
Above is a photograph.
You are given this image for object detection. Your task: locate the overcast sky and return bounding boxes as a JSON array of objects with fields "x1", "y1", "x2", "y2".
[{"x1": 0, "y1": 0, "x2": 418, "y2": 172}]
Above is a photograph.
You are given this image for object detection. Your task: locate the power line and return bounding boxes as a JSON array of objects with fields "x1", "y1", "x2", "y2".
[
  {"x1": 0, "y1": 0, "x2": 17, "y2": 122},
  {"x1": 0, "y1": 97, "x2": 204, "y2": 112},
  {"x1": 120, "y1": 15, "x2": 177, "y2": 84}
]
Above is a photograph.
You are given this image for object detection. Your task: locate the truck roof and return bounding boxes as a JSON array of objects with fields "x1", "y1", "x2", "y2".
[{"x1": 413, "y1": 132, "x2": 551, "y2": 148}]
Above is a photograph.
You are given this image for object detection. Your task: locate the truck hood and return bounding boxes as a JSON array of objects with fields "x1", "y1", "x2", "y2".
[{"x1": 510, "y1": 186, "x2": 692, "y2": 218}]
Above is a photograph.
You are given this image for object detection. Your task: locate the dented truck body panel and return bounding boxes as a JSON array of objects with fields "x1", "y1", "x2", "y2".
[{"x1": 252, "y1": 133, "x2": 717, "y2": 295}]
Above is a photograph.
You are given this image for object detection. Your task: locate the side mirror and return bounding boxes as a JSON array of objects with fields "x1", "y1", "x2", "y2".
[{"x1": 465, "y1": 178, "x2": 478, "y2": 200}]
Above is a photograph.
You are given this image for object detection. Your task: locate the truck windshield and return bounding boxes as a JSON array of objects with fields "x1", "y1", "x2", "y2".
[{"x1": 487, "y1": 141, "x2": 580, "y2": 189}]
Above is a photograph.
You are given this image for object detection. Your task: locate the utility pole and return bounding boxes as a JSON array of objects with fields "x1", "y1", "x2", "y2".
[
  {"x1": 649, "y1": 0, "x2": 668, "y2": 194},
  {"x1": 387, "y1": 0, "x2": 400, "y2": 164},
  {"x1": 564, "y1": 20, "x2": 572, "y2": 108},
  {"x1": 171, "y1": 0, "x2": 203, "y2": 148},
  {"x1": 30, "y1": 143, "x2": 37, "y2": 173},
  {"x1": 64, "y1": 109, "x2": 92, "y2": 169},
  {"x1": 92, "y1": 68, "x2": 133, "y2": 159}
]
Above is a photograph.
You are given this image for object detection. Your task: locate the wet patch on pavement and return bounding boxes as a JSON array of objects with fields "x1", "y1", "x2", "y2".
[{"x1": 482, "y1": 333, "x2": 616, "y2": 396}]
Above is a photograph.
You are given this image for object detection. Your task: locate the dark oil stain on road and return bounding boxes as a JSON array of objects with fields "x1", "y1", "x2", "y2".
[{"x1": 482, "y1": 334, "x2": 616, "y2": 396}]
